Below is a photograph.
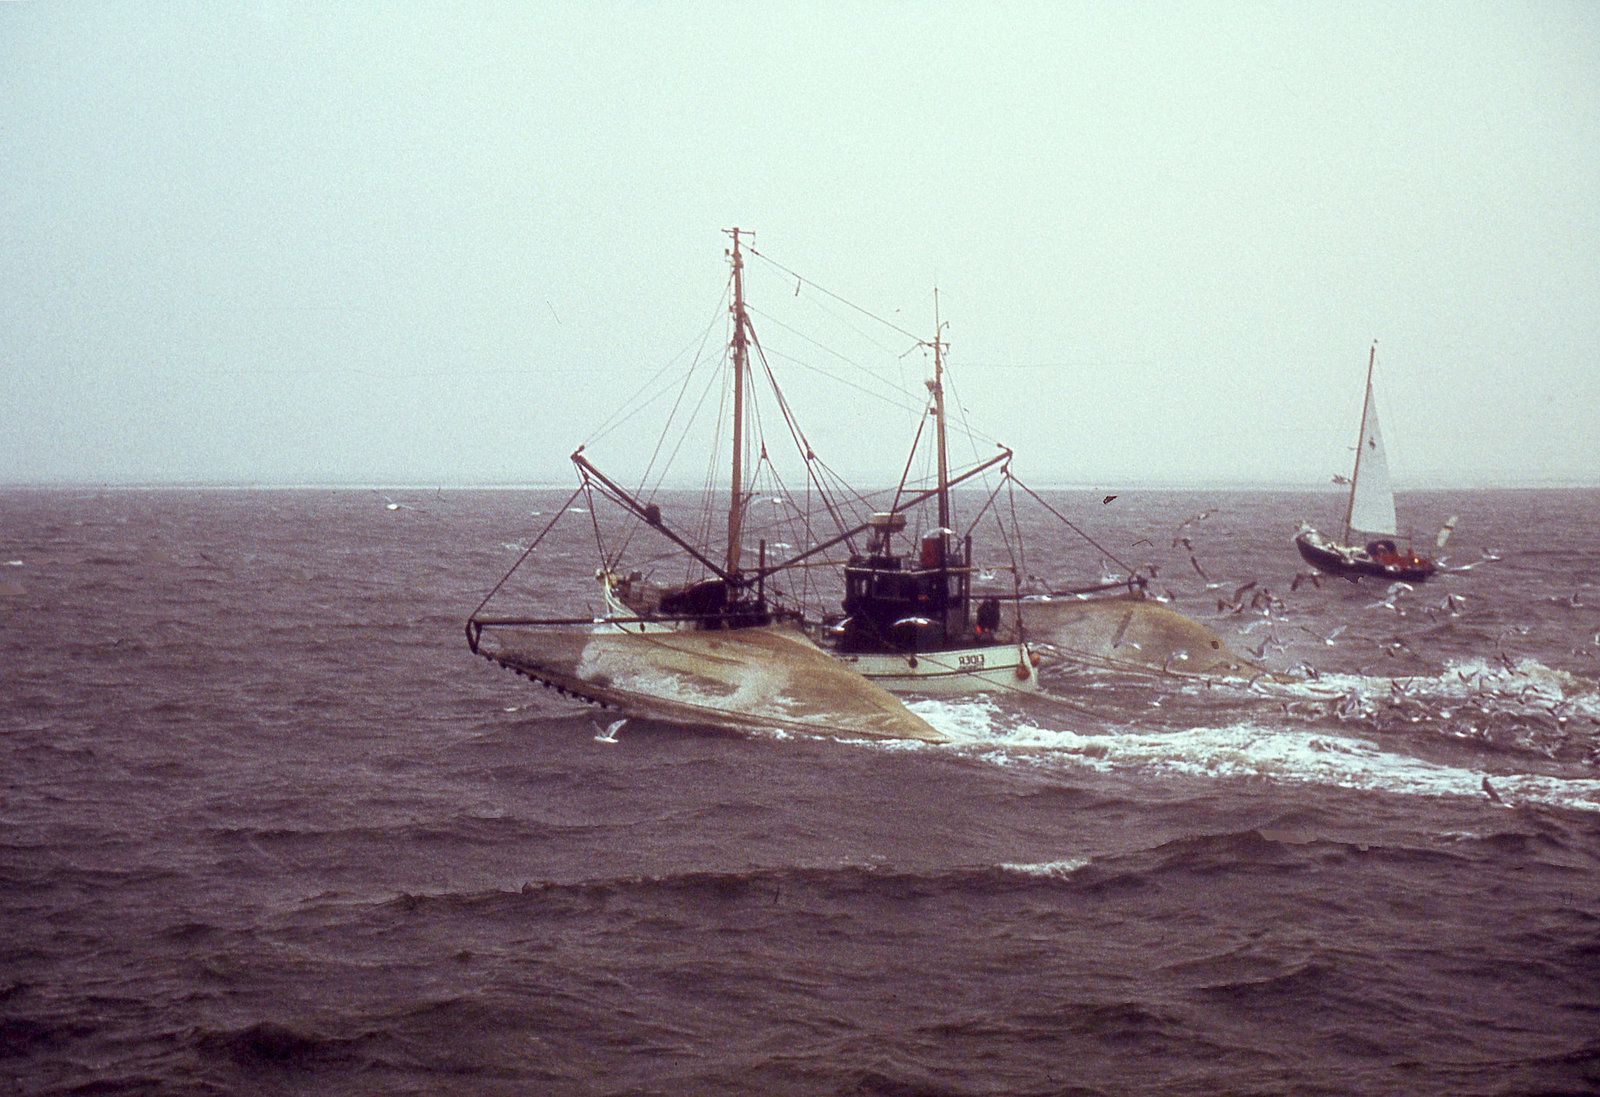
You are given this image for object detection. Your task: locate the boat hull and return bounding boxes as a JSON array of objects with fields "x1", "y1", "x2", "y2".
[
  {"x1": 1294, "y1": 528, "x2": 1435, "y2": 582},
  {"x1": 830, "y1": 642, "x2": 1039, "y2": 695},
  {"x1": 606, "y1": 573, "x2": 1038, "y2": 695}
]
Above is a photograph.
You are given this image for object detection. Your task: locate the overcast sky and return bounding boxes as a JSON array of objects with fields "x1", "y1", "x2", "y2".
[{"x1": 3, "y1": 2, "x2": 1596, "y2": 489}]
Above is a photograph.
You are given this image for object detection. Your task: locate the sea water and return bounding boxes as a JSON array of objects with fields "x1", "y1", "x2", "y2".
[{"x1": 2, "y1": 487, "x2": 1597, "y2": 1095}]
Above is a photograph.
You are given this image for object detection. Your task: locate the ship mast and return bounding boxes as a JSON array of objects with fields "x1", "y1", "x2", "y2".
[
  {"x1": 929, "y1": 292, "x2": 954, "y2": 644},
  {"x1": 726, "y1": 227, "x2": 749, "y2": 575},
  {"x1": 1342, "y1": 341, "x2": 1377, "y2": 543},
  {"x1": 931, "y1": 290, "x2": 950, "y2": 534}
]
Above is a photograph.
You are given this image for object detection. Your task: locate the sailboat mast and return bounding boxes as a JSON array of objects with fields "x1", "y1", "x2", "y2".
[
  {"x1": 726, "y1": 228, "x2": 749, "y2": 575},
  {"x1": 1343, "y1": 341, "x2": 1377, "y2": 543}
]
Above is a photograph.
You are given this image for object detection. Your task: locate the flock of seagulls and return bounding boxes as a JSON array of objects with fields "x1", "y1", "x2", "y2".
[{"x1": 1097, "y1": 504, "x2": 1599, "y2": 774}]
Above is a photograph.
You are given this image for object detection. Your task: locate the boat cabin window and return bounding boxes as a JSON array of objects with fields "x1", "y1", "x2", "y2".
[{"x1": 847, "y1": 568, "x2": 951, "y2": 610}]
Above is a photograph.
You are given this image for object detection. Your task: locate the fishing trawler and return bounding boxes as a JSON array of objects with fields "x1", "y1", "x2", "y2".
[
  {"x1": 466, "y1": 229, "x2": 948, "y2": 741},
  {"x1": 1295, "y1": 344, "x2": 1437, "y2": 583},
  {"x1": 466, "y1": 230, "x2": 1265, "y2": 735}
]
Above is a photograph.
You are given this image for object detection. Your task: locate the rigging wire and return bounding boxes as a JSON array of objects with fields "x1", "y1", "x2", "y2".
[
  {"x1": 1009, "y1": 474, "x2": 1139, "y2": 578},
  {"x1": 584, "y1": 294, "x2": 727, "y2": 449},
  {"x1": 585, "y1": 479, "x2": 609, "y2": 566},
  {"x1": 888, "y1": 405, "x2": 930, "y2": 515},
  {"x1": 745, "y1": 300, "x2": 905, "y2": 369},
  {"x1": 467, "y1": 482, "x2": 590, "y2": 622},
  {"x1": 747, "y1": 245, "x2": 923, "y2": 344},
  {"x1": 745, "y1": 312, "x2": 928, "y2": 418},
  {"x1": 1005, "y1": 472, "x2": 1028, "y2": 593},
  {"x1": 745, "y1": 323, "x2": 858, "y2": 549},
  {"x1": 631, "y1": 303, "x2": 729, "y2": 488},
  {"x1": 608, "y1": 347, "x2": 727, "y2": 571}
]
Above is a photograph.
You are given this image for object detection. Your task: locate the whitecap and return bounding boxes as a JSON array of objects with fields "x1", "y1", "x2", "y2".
[{"x1": 998, "y1": 858, "x2": 1090, "y2": 879}]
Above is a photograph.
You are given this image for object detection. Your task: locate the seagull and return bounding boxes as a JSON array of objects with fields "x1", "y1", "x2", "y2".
[
  {"x1": 1297, "y1": 624, "x2": 1347, "y2": 646},
  {"x1": 594, "y1": 718, "x2": 627, "y2": 744},
  {"x1": 1367, "y1": 582, "x2": 1413, "y2": 612},
  {"x1": 1383, "y1": 636, "x2": 1419, "y2": 658},
  {"x1": 1102, "y1": 494, "x2": 1118, "y2": 504},
  {"x1": 1450, "y1": 551, "x2": 1504, "y2": 573}
]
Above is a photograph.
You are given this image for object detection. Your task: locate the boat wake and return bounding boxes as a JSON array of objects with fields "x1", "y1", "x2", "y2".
[{"x1": 890, "y1": 663, "x2": 1600, "y2": 815}]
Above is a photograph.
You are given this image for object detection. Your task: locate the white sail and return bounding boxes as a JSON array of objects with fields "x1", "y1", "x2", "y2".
[{"x1": 1346, "y1": 378, "x2": 1398, "y2": 536}]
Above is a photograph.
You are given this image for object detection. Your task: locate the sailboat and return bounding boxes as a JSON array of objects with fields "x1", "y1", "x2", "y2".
[{"x1": 1294, "y1": 343, "x2": 1436, "y2": 582}]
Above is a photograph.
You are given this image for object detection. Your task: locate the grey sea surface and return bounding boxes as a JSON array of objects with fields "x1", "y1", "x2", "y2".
[{"x1": 2, "y1": 487, "x2": 1598, "y2": 1096}]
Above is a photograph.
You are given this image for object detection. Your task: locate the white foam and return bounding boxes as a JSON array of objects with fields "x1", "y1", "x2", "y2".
[
  {"x1": 1437, "y1": 657, "x2": 1599, "y2": 710},
  {"x1": 905, "y1": 696, "x2": 1006, "y2": 743},
  {"x1": 999, "y1": 859, "x2": 1090, "y2": 879},
  {"x1": 901, "y1": 694, "x2": 1600, "y2": 815}
]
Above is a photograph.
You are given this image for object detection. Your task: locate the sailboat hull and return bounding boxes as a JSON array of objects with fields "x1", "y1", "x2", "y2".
[{"x1": 1295, "y1": 528, "x2": 1436, "y2": 582}]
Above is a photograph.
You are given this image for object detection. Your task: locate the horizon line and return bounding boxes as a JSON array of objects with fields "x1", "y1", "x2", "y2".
[{"x1": 4, "y1": 477, "x2": 1598, "y2": 493}]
